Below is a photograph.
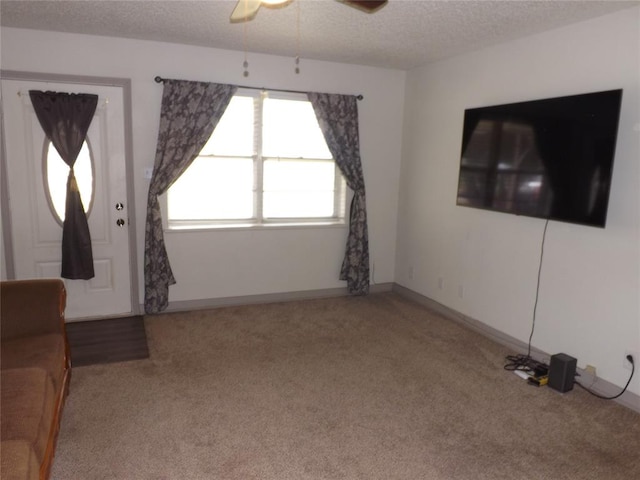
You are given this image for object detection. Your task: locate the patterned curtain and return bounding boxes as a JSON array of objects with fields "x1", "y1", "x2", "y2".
[
  {"x1": 29, "y1": 91, "x2": 98, "y2": 280},
  {"x1": 308, "y1": 92, "x2": 369, "y2": 295},
  {"x1": 144, "y1": 79, "x2": 237, "y2": 313}
]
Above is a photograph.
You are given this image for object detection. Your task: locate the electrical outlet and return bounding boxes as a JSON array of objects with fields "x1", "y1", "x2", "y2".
[
  {"x1": 624, "y1": 350, "x2": 638, "y2": 371},
  {"x1": 438, "y1": 277, "x2": 444, "y2": 289}
]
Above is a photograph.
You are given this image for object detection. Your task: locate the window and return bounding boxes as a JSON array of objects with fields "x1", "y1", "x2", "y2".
[
  {"x1": 167, "y1": 90, "x2": 346, "y2": 229},
  {"x1": 44, "y1": 139, "x2": 94, "y2": 224}
]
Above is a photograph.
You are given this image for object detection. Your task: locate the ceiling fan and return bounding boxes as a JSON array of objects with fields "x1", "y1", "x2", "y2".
[{"x1": 230, "y1": 0, "x2": 388, "y2": 23}]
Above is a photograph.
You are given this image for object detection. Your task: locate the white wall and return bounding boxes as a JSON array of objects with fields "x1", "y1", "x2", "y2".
[
  {"x1": 1, "y1": 28, "x2": 405, "y2": 306},
  {"x1": 397, "y1": 7, "x2": 640, "y2": 394}
]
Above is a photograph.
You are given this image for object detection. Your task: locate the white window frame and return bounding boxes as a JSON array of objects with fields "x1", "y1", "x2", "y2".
[{"x1": 165, "y1": 89, "x2": 347, "y2": 231}]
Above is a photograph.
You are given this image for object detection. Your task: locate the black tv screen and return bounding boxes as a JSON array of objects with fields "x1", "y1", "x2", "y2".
[{"x1": 456, "y1": 89, "x2": 622, "y2": 228}]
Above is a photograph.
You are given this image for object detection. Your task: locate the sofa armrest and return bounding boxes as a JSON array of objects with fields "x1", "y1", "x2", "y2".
[{"x1": 1, "y1": 279, "x2": 66, "y2": 341}]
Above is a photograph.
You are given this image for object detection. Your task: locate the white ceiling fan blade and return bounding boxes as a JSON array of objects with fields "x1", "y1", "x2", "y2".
[{"x1": 230, "y1": 0, "x2": 263, "y2": 23}]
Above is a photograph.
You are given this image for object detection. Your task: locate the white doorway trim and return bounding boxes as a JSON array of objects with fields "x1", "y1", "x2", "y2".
[{"x1": 0, "y1": 70, "x2": 140, "y2": 315}]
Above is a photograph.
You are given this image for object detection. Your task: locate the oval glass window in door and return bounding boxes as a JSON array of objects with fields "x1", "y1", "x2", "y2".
[{"x1": 44, "y1": 139, "x2": 95, "y2": 224}]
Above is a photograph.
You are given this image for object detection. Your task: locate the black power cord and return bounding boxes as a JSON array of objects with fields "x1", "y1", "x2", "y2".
[
  {"x1": 527, "y1": 219, "x2": 549, "y2": 358},
  {"x1": 503, "y1": 219, "x2": 634, "y2": 401},
  {"x1": 574, "y1": 355, "x2": 635, "y2": 400},
  {"x1": 504, "y1": 353, "x2": 547, "y2": 373},
  {"x1": 504, "y1": 219, "x2": 550, "y2": 372}
]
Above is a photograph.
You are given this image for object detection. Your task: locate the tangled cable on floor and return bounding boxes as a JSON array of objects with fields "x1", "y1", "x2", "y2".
[{"x1": 504, "y1": 354, "x2": 547, "y2": 373}]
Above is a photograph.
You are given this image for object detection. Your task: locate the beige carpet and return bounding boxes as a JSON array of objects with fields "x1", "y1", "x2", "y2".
[{"x1": 51, "y1": 293, "x2": 640, "y2": 479}]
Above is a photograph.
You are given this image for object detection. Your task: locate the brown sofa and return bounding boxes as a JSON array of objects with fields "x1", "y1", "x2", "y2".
[{"x1": 1, "y1": 279, "x2": 71, "y2": 480}]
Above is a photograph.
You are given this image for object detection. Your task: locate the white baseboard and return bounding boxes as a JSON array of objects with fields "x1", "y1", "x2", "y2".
[
  {"x1": 392, "y1": 284, "x2": 640, "y2": 414},
  {"x1": 143, "y1": 282, "x2": 394, "y2": 315}
]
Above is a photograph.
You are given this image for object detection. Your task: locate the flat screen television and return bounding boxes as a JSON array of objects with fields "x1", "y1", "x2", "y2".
[{"x1": 456, "y1": 89, "x2": 623, "y2": 228}]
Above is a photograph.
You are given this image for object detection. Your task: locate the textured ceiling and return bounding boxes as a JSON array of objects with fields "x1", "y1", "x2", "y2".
[{"x1": 1, "y1": 0, "x2": 638, "y2": 70}]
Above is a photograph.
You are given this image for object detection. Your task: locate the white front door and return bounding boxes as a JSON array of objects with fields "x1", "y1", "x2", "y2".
[{"x1": 1, "y1": 79, "x2": 132, "y2": 320}]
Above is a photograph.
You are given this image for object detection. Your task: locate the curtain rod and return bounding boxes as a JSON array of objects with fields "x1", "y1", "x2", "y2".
[{"x1": 154, "y1": 76, "x2": 363, "y2": 101}]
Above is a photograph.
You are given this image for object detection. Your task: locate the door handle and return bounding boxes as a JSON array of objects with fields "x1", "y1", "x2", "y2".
[{"x1": 116, "y1": 218, "x2": 126, "y2": 227}]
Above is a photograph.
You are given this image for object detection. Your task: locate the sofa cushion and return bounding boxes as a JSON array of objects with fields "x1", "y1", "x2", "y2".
[
  {"x1": 0, "y1": 440, "x2": 40, "y2": 480},
  {"x1": 1, "y1": 334, "x2": 66, "y2": 390},
  {"x1": 1, "y1": 368, "x2": 55, "y2": 462},
  {"x1": 1, "y1": 280, "x2": 66, "y2": 341}
]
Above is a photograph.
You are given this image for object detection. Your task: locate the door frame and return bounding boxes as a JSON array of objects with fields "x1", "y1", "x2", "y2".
[{"x1": 0, "y1": 70, "x2": 140, "y2": 315}]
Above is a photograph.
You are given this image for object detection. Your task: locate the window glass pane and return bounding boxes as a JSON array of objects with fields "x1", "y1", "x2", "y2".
[
  {"x1": 263, "y1": 159, "x2": 335, "y2": 218},
  {"x1": 264, "y1": 192, "x2": 335, "y2": 218},
  {"x1": 199, "y1": 96, "x2": 254, "y2": 157},
  {"x1": 168, "y1": 157, "x2": 253, "y2": 220},
  {"x1": 262, "y1": 98, "x2": 332, "y2": 159},
  {"x1": 46, "y1": 140, "x2": 93, "y2": 222}
]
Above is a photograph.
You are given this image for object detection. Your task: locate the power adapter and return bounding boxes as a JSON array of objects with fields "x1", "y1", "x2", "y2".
[{"x1": 528, "y1": 375, "x2": 548, "y2": 387}]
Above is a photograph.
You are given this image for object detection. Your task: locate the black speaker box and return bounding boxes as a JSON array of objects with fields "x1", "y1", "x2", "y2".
[{"x1": 548, "y1": 353, "x2": 577, "y2": 393}]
